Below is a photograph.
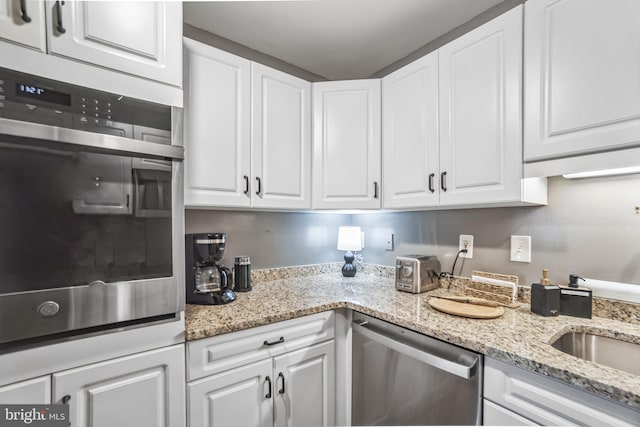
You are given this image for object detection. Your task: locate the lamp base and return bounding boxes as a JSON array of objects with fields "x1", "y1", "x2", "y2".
[{"x1": 342, "y1": 251, "x2": 357, "y2": 277}]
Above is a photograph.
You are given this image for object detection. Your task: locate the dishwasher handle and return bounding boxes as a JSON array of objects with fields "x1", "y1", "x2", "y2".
[{"x1": 352, "y1": 320, "x2": 477, "y2": 380}]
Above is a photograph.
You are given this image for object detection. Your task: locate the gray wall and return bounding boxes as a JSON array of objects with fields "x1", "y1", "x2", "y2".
[
  {"x1": 185, "y1": 175, "x2": 640, "y2": 287},
  {"x1": 185, "y1": 210, "x2": 349, "y2": 269}
]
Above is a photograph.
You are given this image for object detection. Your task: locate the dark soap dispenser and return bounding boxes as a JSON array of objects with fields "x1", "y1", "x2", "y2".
[
  {"x1": 530, "y1": 269, "x2": 560, "y2": 316},
  {"x1": 559, "y1": 274, "x2": 592, "y2": 319}
]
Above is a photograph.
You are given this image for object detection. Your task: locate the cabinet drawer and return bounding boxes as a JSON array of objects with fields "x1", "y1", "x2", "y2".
[
  {"x1": 187, "y1": 311, "x2": 334, "y2": 381},
  {"x1": 484, "y1": 358, "x2": 640, "y2": 426}
]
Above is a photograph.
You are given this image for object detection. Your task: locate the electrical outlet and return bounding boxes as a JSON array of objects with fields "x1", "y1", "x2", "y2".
[
  {"x1": 384, "y1": 233, "x2": 394, "y2": 251},
  {"x1": 510, "y1": 235, "x2": 531, "y2": 263},
  {"x1": 459, "y1": 234, "x2": 473, "y2": 258}
]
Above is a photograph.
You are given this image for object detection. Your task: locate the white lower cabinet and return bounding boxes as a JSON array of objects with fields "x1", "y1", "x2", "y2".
[
  {"x1": 187, "y1": 312, "x2": 336, "y2": 427},
  {"x1": 0, "y1": 375, "x2": 51, "y2": 404},
  {"x1": 484, "y1": 357, "x2": 640, "y2": 426},
  {"x1": 188, "y1": 341, "x2": 334, "y2": 427},
  {"x1": 273, "y1": 341, "x2": 335, "y2": 427},
  {"x1": 188, "y1": 359, "x2": 273, "y2": 427},
  {"x1": 53, "y1": 344, "x2": 185, "y2": 427}
]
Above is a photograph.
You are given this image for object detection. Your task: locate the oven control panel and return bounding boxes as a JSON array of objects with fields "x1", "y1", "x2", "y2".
[{"x1": 0, "y1": 66, "x2": 171, "y2": 143}]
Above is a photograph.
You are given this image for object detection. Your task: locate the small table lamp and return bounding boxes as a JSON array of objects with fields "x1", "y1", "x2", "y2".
[{"x1": 337, "y1": 226, "x2": 362, "y2": 277}]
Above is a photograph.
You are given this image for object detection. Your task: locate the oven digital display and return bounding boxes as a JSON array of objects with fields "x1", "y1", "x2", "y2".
[{"x1": 16, "y1": 83, "x2": 72, "y2": 106}]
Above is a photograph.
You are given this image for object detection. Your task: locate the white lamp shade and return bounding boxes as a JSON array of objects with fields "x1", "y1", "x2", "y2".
[{"x1": 337, "y1": 226, "x2": 362, "y2": 251}]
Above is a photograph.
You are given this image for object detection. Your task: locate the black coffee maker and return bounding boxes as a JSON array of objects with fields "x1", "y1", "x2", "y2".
[{"x1": 185, "y1": 233, "x2": 236, "y2": 305}]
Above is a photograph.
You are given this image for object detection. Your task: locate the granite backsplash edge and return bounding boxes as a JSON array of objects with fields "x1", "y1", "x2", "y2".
[{"x1": 251, "y1": 263, "x2": 639, "y2": 324}]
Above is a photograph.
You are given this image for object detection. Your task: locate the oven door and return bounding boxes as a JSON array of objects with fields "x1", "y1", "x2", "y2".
[{"x1": 0, "y1": 124, "x2": 184, "y2": 350}]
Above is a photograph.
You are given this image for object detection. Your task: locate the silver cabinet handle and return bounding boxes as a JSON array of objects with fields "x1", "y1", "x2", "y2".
[{"x1": 352, "y1": 321, "x2": 477, "y2": 380}]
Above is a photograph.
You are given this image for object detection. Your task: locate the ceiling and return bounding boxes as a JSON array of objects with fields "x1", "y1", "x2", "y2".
[{"x1": 183, "y1": 0, "x2": 505, "y2": 80}]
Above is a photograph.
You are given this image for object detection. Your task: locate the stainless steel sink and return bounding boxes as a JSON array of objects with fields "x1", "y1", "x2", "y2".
[{"x1": 551, "y1": 331, "x2": 640, "y2": 376}]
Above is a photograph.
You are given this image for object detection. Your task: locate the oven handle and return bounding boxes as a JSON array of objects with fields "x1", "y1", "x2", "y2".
[
  {"x1": 0, "y1": 118, "x2": 184, "y2": 160},
  {"x1": 352, "y1": 320, "x2": 477, "y2": 380}
]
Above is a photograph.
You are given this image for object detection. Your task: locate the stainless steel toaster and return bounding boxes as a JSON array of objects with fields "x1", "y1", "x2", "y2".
[{"x1": 395, "y1": 255, "x2": 441, "y2": 293}]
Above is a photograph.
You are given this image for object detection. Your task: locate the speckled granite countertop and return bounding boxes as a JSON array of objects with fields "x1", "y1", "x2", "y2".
[{"x1": 186, "y1": 264, "x2": 640, "y2": 411}]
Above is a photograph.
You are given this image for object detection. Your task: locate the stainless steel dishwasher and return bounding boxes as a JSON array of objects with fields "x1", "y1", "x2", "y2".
[{"x1": 352, "y1": 313, "x2": 483, "y2": 426}]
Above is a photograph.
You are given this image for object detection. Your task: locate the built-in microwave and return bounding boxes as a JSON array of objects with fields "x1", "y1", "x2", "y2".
[{"x1": 0, "y1": 66, "x2": 185, "y2": 351}]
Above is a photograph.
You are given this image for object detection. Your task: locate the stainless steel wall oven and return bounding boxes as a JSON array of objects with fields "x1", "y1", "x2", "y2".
[{"x1": 0, "y1": 67, "x2": 184, "y2": 351}]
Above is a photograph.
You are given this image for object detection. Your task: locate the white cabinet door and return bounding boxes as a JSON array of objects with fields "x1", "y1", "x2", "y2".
[
  {"x1": 251, "y1": 63, "x2": 311, "y2": 209},
  {"x1": 382, "y1": 51, "x2": 439, "y2": 208},
  {"x1": 183, "y1": 38, "x2": 251, "y2": 208},
  {"x1": 524, "y1": 0, "x2": 640, "y2": 162},
  {"x1": 53, "y1": 344, "x2": 185, "y2": 427},
  {"x1": 0, "y1": 0, "x2": 45, "y2": 51},
  {"x1": 273, "y1": 341, "x2": 335, "y2": 427},
  {"x1": 438, "y1": 5, "x2": 523, "y2": 205},
  {"x1": 45, "y1": 1, "x2": 182, "y2": 86},
  {"x1": 188, "y1": 359, "x2": 273, "y2": 427},
  {"x1": 0, "y1": 375, "x2": 51, "y2": 404},
  {"x1": 312, "y1": 80, "x2": 381, "y2": 209}
]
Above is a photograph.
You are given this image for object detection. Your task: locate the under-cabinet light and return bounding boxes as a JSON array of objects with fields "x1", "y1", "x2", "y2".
[{"x1": 562, "y1": 166, "x2": 640, "y2": 179}]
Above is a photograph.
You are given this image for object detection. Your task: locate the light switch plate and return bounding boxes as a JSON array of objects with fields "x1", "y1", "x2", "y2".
[
  {"x1": 510, "y1": 235, "x2": 531, "y2": 263},
  {"x1": 384, "y1": 233, "x2": 394, "y2": 251}
]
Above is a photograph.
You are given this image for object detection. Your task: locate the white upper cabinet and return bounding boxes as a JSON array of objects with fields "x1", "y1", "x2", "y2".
[
  {"x1": 524, "y1": 0, "x2": 640, "y2": 162},
  {"x1": 439, "y1": 5, "x2": 527, "y2": 205},
  {"x1": 382, "y1": 51, "x2": 439, "y2": 209},
  {"x1": 45, "y1": 1, "x2": 182, "y2": 86},
  {"x1": 312, "y1": 80, "x2": 382, "y2": 209},
  {"x1": 183, "y1": 38, "x2": 252, "y2": 208},
  {"x1": 251, "y1": 63, "x2": 311, "y2": 209},
  {"x1": 0, "y1": 0, "x2": 45, "y2": 51},
  {"x1": 383, "y1": 5, "x2": 545, "y2": 209},
  {"x1": 183, "y1": 39, "x2": 311, "y2": 210}
]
